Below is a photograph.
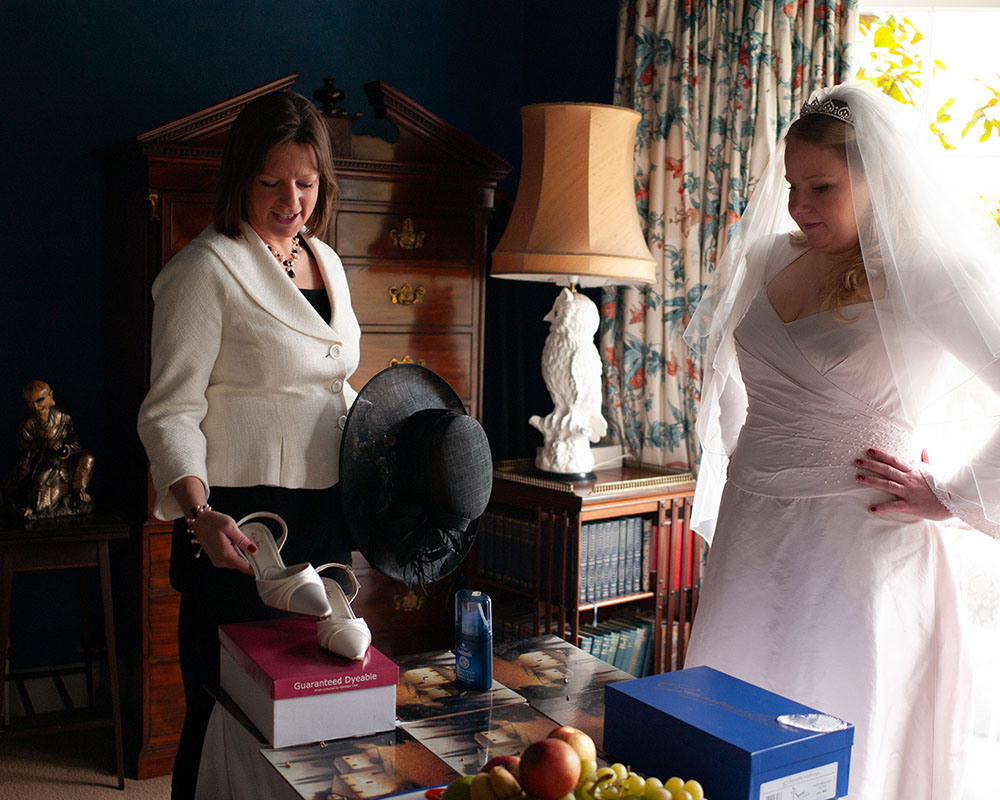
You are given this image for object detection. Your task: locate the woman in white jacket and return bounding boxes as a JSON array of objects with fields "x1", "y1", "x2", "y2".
[{"x1": 137, "y1": 91, "x2": 361, "y2": 800}]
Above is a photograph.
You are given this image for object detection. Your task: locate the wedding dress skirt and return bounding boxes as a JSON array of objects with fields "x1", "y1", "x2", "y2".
[{"x1": 685, "y1": 293, "x2": 970, "y2": 799}]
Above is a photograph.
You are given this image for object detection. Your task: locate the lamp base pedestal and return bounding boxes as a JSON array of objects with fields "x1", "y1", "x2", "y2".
[{"x1": 533, "y1": 464, "x2": 598, "y2": 484}]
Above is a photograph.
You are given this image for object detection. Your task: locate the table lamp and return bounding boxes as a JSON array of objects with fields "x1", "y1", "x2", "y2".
[{"x1": 492, "y1": 102, "x2": 655, "y2": 480}]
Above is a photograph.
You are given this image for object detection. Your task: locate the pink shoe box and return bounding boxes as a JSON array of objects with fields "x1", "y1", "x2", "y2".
[{"x1": 219, "y1": 618, "x2": 398, "y2": 748}]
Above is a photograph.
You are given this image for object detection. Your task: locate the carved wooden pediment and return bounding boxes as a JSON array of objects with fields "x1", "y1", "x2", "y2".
[
  {"x1": 136, "y1": 74, "x2": 298, "y2": 161},
  {"x1": 357, "y1": 80, "x2": 511, "y2": 180},
  {"x1": 134, "y1": 74, "x2": 511, "y2": 182}
]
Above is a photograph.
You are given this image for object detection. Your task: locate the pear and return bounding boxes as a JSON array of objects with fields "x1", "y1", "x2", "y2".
[
  {"x1": 471, "y1": 772, "x2": 499, "y2": 800},
  {"x1": 488, "y1": 765, "x2": 523, "y2": 799}
]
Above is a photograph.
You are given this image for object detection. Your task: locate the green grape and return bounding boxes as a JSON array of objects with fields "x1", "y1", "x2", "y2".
[
  {"x1": 596, "y1": 767, "x2": 618, "y2": 781},
  {"x1": 575, "y1": 785, "x2": 594, "y2": 800},
  {"x1": 623, "y1": 773, "x2": 646, "y2": 796},
  {"x1": 602, "y1": 787, "x2": 621, "y2": 800},
  {"x1": 682, "y1": 780, "x2": 704, "y2": 800},
  {"x1": 646, "y1": 789, "x2": 672, "y2": 800},
  {"x1": 643, "y1": 777, "x2": 664, "y2": 798},
  {"x1": 672, "y1": 792, "x2": 692, "y2": 800},
  {"x1": 581, "y1": 759, "x2": 599, "y2": 777},
  {"x1": 611, "y1": 763, "x2": 629, "y2": 781},
  {"x1": 664, "y1": 777, "x2": 685, "y2": 795}
]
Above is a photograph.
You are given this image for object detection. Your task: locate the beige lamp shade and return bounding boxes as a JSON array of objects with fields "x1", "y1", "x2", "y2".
[{"x1": 491, "y1": 102, "x2": 655, "y2": 288}]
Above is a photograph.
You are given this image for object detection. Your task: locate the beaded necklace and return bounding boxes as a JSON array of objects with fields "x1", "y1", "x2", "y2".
[{"x1": 264, "y1": 235, "x2": 302, "y2": 279}]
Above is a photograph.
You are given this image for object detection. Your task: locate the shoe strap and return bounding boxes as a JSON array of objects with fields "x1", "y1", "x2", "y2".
[
  {"x1": 316, "y1": 562, "x2": 361, "y2": 604},
  {"x1": 234, "y1": 511, "x2": 288, "y2": 552}
]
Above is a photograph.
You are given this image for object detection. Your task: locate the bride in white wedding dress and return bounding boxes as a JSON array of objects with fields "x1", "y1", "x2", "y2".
[{"x1": 683, "y1": 84, "x2": 1000, "y2": 799}]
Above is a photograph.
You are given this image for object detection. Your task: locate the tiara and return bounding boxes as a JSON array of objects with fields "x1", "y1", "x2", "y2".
[{"x1": 799, "y1": 97, "x2": 854, "y2": 125}]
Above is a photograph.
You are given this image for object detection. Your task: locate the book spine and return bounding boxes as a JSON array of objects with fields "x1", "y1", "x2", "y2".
[
  {"x1": 617, "y1": 625, "x2": 637, "y2": 672},
  {"x1": 641, "y1": 518, "x2": 652, "y2": 593},
  {"x1": 630, "y1": 517, "x2": 636, "y2": 595},
  {"x1": 615, "y1": 518, "x2": 627, "y2": 597},
  {"x1": 498, "y1": 512, "x2": 511, "y2": 588},
  {"x1": 628, "y1": 620, "x2": 647, "y2": 676},
  {"x1": 622, "y1": 517, "x2": 633, "y2": 596},
  {"x1": 519, "y1": 512, "x2": 534, "y2": 592},
  {"x1": 578, "y1": 519, "x2": 588, "y2": 603},
  {"x1": 600, "y1": 520, "x2": 612, "y2": 601},
  {"x1": 479, "y1": 511, "x2": 496, "y2": 582},
  {"x1": 585, "y1": 522, "x2": 597, "y2": 604}
]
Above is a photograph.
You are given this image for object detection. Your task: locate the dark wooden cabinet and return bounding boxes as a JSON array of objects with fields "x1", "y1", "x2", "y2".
[{"x1": 101, "y1": 75, "x2": 509, "y2": 778}]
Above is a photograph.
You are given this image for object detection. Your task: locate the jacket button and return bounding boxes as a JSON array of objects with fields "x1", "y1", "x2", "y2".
[
  {"x1": 338, "y1": 415, "x2": 348, "y2": 430},
  {"x1": 328, "y1": 343, "x2": 343, "y2": 359},
  {"x1": 329, "y1": 379, "x2": 344, "y2": 394}
]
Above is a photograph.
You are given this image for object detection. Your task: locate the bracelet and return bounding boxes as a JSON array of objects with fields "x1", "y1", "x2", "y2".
[
  {"x1": 184, "y1": 503, "x2": 212, "y2": 535},
  {"x1": 185, "y1": 503, "x2": 212, "y2": 559}
]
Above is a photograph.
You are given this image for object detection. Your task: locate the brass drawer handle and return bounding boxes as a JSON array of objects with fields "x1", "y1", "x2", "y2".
[
  {"x1": 394, "y1": 589, "x2": 426, "y2": 612},
  {"x1": 389, "y1": 355, "x2": 427, "y2": 367},
  {"x1": 388, "y1": 284, "x2": 425, "y2": 305},
  {"x1": 390, "y1": 218, "x2": 425, "y2": 249}
]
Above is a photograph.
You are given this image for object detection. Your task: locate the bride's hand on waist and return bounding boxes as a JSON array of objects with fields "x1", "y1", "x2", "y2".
[{"x1": 855, "y1": 447, "x2": 952, "y2": 521}]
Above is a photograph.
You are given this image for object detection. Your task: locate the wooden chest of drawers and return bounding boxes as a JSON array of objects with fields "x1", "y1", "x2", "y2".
[{"x1": 102, "y1": 75, "x2": 509, "y2": 778}]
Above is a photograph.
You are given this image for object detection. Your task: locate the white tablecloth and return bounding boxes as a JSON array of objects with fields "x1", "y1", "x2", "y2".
[
  {"x1": 196, "y1": 700, "x2": 296, "y2": 800},
  {"x1": 195, "y1": 698, "x2": 429, "y2": 800}
]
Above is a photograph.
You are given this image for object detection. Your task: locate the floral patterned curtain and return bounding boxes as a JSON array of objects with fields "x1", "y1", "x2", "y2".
[{"x1": 601, "y1": 0, "x2": 858, "y2": 470}]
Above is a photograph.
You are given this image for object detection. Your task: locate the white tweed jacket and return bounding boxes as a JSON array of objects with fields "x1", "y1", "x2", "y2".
[{"x1": 137, "y1": 223, "x2": 361, "y2": 521}]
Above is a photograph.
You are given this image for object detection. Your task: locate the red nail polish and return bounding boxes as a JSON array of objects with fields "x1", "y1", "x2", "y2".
[
  {"x1": 856, "y1": 475, "x2": 865, "y2": 482},
  {"x1": 869, "y1": 506, "x2": 877, "y2": 513},
  {"x1": 248, "y1": 544, "x2": 257, "y2": 553},
  {"x1": 855, "y1": 459, "x2": 863, "y2": 466}
]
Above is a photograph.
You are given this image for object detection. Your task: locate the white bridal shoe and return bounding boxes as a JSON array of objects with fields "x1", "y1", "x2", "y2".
[
  {"x1": 315, "y1": 562, "x2": 372, "y2": 661},
  {"x1": 236, "y1": 512, "x2": 333, "y2": 618}
]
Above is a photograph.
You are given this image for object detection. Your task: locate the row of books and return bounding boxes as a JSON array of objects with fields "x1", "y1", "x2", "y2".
[
  {"x1": 475, "y1": 507, "x2": 537, "y2": 592},
  {"x1": 493, "y1": 608, "x2": 659, "y2": 678},
  {"x1": 577, "y1": 613, "x2": 655, "y2": 677},
  {"x1": 578, "y1": 615, "x2": 688, "y2": 676},
  {"x1": 579, "y1": 516, "x2": 653, "y2": 603},
  {"x1": 474, "y1": 508, "x2": 655, "y2": 603}
]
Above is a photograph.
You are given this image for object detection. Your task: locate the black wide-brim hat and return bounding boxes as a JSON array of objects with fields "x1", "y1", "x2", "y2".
[{"x1": 339, "y1": 364, "x2": 493, "y2": 587}]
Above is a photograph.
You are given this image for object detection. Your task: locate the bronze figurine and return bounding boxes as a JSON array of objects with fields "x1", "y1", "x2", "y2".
[{"x1": 3, "y1": 380, "x2": 95, "y2": 517}]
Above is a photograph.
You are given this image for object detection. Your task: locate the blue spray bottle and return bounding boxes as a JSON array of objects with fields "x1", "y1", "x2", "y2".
[{"x1": 454, "y1": 590, "x2": 492, "y2": 691}]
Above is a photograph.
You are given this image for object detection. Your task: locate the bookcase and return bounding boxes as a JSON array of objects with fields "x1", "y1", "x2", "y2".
[{"x1": 473, "y1": 459, "x2": 700, "y2": 675}]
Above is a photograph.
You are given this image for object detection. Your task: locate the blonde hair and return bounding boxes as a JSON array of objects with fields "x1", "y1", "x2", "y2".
[{"x1": 786, "y1": 110, "x2": 869, "y2": 317}]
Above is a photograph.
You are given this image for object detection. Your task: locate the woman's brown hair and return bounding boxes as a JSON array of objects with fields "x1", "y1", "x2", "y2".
[
  {"x1": 786, "y1": 106, "x2": 872, "y2": 316},
  {"x1": 213, "y1": 91, "x2": 338, "y2": 238}
]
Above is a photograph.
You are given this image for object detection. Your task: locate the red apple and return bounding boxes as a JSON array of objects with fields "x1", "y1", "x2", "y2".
[
  {"x1": 547, "y1": 725, "x2": 597, "y2": 763},
  {"x1": 481, "y1": 754, "x2": 520, "y2": 778},
  {"x1": 518, "y1": 738, "x2": 581, "y2": 800}
]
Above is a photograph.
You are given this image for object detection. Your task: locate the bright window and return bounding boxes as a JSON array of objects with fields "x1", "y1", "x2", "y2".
[{"x1": 854, "y1": 3, "x2": 1000, "y2": 223}]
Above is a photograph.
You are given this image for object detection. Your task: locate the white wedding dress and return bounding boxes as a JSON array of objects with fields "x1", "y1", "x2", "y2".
[{"x1": 685, "y1": 281, "x2": 971, "y2": 798}]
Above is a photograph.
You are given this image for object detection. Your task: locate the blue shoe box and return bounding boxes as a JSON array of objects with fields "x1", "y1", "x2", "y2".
[{"x1": 604, "y1": 667, "x2": 853, "y2": 800}]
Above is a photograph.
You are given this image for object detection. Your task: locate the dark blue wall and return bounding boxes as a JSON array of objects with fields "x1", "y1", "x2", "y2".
[{"x1": 0, "y1": 1, "x2": 618, "y2": 667}]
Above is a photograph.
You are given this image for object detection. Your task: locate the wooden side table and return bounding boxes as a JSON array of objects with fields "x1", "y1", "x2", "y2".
[
  {"x1": 0, "y1": 512, "x2": 128, "y2": 789},
  {"x1": 478, "y1": 459, "x2": 699, "y2": 674}
]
